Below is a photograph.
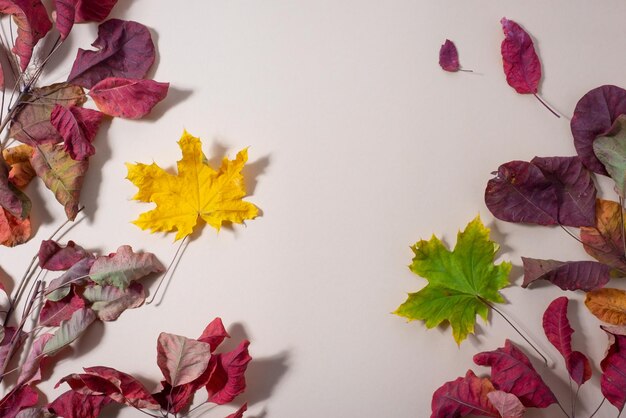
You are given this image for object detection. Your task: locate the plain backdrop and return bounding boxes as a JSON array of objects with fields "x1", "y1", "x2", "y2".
[{"x1": 3, "y1": 1, "x2": 626, "y2": 417}]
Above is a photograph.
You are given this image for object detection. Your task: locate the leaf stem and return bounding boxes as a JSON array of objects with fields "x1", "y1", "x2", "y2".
[
  {"x1": 478, "y1": 296, "x2": 550, "y2": 366},
  {"x1": 146, "y1": 237, "x2": 189, "y2": 305},
  {"x1": 534, "y1": 93, "x2": 561, "y2": 118},
  {"x1": 589, "y1": 398, "x2": 605, "y2": 418},
  {"x1": 458, "y1": 68, "x2": 474, "y2": 72}
]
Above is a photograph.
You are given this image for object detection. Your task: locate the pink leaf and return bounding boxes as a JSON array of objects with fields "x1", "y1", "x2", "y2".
[
  {"x1": 88, "y1": 77, "x2": 169, "y2": 119},
  {"x1": 51, "y1": 105, "x2": 104, "y2": 161},
  {"x1": 89, "y1": 245, "x2": 165, "y2": 290},
  {"x1": 198, "y1": 317, "x2": 230, "y2": 352},
  {"x1": 542, "y1": 297, "x2": 591, "y2": 385},
  {"x1": 38, "y1": 239, "x2": 90, "y2": 271},
  {"x1": 67, "y1": 19, "x2": 155, "y2": 88},
  {"x1": 439, "y1": 39, "x2": 460, "y2": 72},
  {"x1": 47, "y1": 390, "x2": 111, "y2": 418},
  {"x1": 0, "y1": 0, "x2": 52, "y2": 71},
  {"x1": 226, "y1": 403, "x2": 248, "y2": 418},
  {"x1": 486, "y1": 391, "x2": 526, "y2": 418},
  {"x1": 473, "y1": 339, "x2": 557, "y2": 408},
  {"x1": 431, "y1": 370, "x2": 498, "y2": 418},
  {"x1": 16, "y1": 333, "x2": 54, "y2": 386},
  {"x1": 500, "y1": 17, "x2": 541, "y2": 94},
  {"x1": 156, "y1": 332, "x2": 212, "y2": 387},
  {"x1": 600, "y1": 326, "x2": 626, "y2": 411},
  {"x1": 54, "y1": 0, "x2": 118, "y2": 40},
  {"x1": 207, "y1": 340, "x2": 252, "y2": 405},
  {"x1": 39, "y1": 291, "x2": 85, "y2": 326},
  {"x1": 0, "y1": 385, "x2": 38, "y2": 418}
]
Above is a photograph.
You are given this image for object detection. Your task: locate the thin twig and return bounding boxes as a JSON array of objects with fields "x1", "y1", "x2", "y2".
[
  {"x1": 589, "y1": 398, "x2": 606, "y2": 418},
  {"x1": 146, "y1": 237, "x2": 189, "y2": 305},
  {"x1": 534, "y1": 93, "x2": 561, "y2": 118}
]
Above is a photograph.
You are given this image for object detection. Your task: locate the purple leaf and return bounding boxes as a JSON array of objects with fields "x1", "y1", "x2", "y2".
[
  {"x1": 522, "y1": 257, "x2": 610, "y2": 291},
  {"x1": 485, "y1": 160, "x2": 558, "y2": 225},
  {"x1": 439, "y1": 39, "x2": 460, "y2": 72},
  {"x1": 473, "y1": 340, "x2": 557, "y2": 408}
]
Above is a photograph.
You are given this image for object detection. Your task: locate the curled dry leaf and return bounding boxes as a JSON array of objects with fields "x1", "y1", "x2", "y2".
[
  {"x1": 394, "y1": 216, "x2": 511, "y2": 344},
  {"x1": 88, "y1": 77, "x2": 169, "y2": 119},
  {"x1": 0, "y1": 207, "x2": 31, "y2": 247},
  {"x1": 54, "y1": 0, "x2": 119, "y2": 40},
  {"x1": 431, "y1": 370, "x2": 498, "y2": 418},
  {"x1": 439, "y1": 39, "x2": 460, "y2": 72},
  {"x1": 521, "y1": 258, "x2": 610, "y2": 291},
  {"x1": 2, "y1": 145, "x2": 35, "y2": 189},
  {"x1": 68, "y1": 19, "x2": 155, "y2": 88},
  {"x1": 126, "y1": 131, "x2": 259, "y2": 240},
  {"x1": 0, "y1": 154, "x2": 31, "y2": 219},
  {"x1": 207, "y1": 340, "x2": 252, "y2": 404},
  {"x1": 50, "y1": 105, "x2": 104, "y2": 161},
  {"x1": 198, "y1": 317, "x2": 231, "y2": 352},
  {"x1": 586, "y1": 288, "x2": 626, "y2": 325}
]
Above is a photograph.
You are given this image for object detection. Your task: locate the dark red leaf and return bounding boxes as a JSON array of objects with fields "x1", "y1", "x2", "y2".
[
  {"x1": 51, "y1": 105, "x2": 104, "y2": 161},
  {"x1": 0, "y1": 385, "x2": 38, "y2": 418},
  {"x1": 0, "y1": 0, "x2": 52, "y2": 71},
  {"x1": 522, "y1": 257, "x2": 610, "y2": 291},
  {"x1": 530, "y1": 156, "x2": 596, "y2": 227},
  {"x1": 82, "y1": 366, "x2": 160, "y2": 410},
  {"x1": 572, "y1": 85, "x2": 626, "y2": 175},
  {"x1": 54, "y1": 0, "x2": 118, "y2": 40},
  {"x1": 38, "y1": 239, "x2": 90, "y2": 271},
  {"x1": 431, "y1": 370, "x2": 498, "y2": 418},
  {"x1": 198, "y1": 317, "x2": 230, "y2": 352},
  {"x1": 439, "y1": 39, "x2": 459, "y2": 72},
  {"x1": 600, "y1": 326, "x2": 626, "y2": 411},
  {"x1": 542, "y1": 297, "x2": 591, "y2": 385},
  {"x1": 226, "y1": 404, "x2": 248, "y2": 418},
  {"x1": 473, "y1": 339, "x2": 557, "y2": 408},
  {"x1": 39, "y1": 291, "x2": 85, "y2": 326},
  {"x1": 485, "y1": 160, "x2": 558, "y2": 225},
  {"x1": 17, "y1": 333, "x2": 54, "y2": 386},
  {"x1": 47, "y1": 390, "x2": 111, "y2": 418},
  {"x1": 207, "y1": 340, "x2": 251, "y2": 405},
  {"x1": 88, "y1": 77, "x2": 169, "y2": 119},
  {"x1": 152, "y1": 381, "x2": 197, "y2": 414},
  {"x1": 500, "y1": 17, "x2": 541, "y2": 94},
  {"x1": 67, "y1": 19, "x2": 155, "y2": 89}
]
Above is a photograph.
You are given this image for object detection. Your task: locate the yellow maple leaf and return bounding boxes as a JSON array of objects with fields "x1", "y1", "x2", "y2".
[{"x1": 126, "y1": 130, "x2": 259, "y2": 240}]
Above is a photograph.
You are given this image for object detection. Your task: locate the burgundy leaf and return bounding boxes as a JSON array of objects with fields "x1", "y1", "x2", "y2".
[
  {"x1": 0, "y1": 0, "x2": 52, "y2": 71},
  {"x1": 485, "y1": 160, "x2": 558, "y2": 225},
  {"x1": 500, "y1": 17, "x2": 541, "y2": 94},
  {"x1": 46, "y1": 257, "x2": 94, "y2": 301},
  {"x1": 156, "y1": 332, "x2": 212, "y2": 387},
  {"x1": 439, "y1": 39, "x2": 460, "y2": 72},
  {"x1": 54, "y1": 0, "x2": 118, "y2": 40},
  {"x1": 572, "y1": 85, "x2": 626, "y2": 175},
  {"x1": 82, "y1": 366, "x2": 160, "y2": 409},
  {"x1": 38, "y1": 239, "x2": 90, "y2": 271},
  {"x1": 88, "y1": 77, "x2": 169, "y2": 119},
  {"x1": 226, "y1": 404, "x2": 248, "y2": 418},
  {"x1": 600, "y1": 326, "x2": 626, "y2": 411},
  {"x1": 0, "y1": 385, "x2": 38, "y2": 418},
  {"x1": 0, "y1": 155, "x2": 30, "y2": 219},
  {"x1": 67, "y1": 19, "x2": 155, "y2": 88},
  {"x1": 207, "y1": 340, "x2": 251, "y2": 405},
  {"x1": 16, "y1": 333, "x2": 54, "y2": 386},
  {"x1": 152, "y1": 381, "x2": 197, "y2": 414},
  {"x1": 473, "y1": 339, "x2": 557, "y2": 408},
  {"x1": 521, "y1": 257, "x2": 610, "y2": 291},
  {"x1": 47, "y1": 390, "x2": 111, "y2": 418},
  {"x1": 51, "y1": 105, "x2": 104, "y2": 161},
  {"x1": 39, "y1": 291, "x2": 85, "y2": 326},
  {"x1": 431, "y1": 370, "x2": 498, "y2": 418},
  {"x1": 530, "y1": 156, "x2": 596, "y2": 227},
  {"x1": 198, "y1": 317, "x2": 230, "y2": 352},
  {"x1": 542, "y1": 297, "x2": 591, "y2": 385}
]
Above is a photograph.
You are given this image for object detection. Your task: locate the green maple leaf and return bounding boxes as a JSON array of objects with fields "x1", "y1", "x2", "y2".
[{"x1": 394, "y1": 216, "x2": 511, "y2": 344}]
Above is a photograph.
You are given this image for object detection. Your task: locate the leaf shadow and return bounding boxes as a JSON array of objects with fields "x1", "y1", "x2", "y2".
[
  {"x1": 27, "y1": 179, "x2": 54, "y2": 239},
  {"x1": 142, "y1": 86, "x2": 193, "y2": 122},
  {"x1": 78, "y1": 118, "x2": 113, "y2": 221},
  {"x1": 486, "y1": 221, "x2": 524, "y2": 286},
  {"x1": 0, "y1": 260, "x2": 15, "y2": 296}
]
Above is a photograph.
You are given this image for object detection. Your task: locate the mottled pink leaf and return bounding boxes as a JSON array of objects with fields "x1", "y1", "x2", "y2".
[
  {"x1": 39, "y1": 291, "x2": 85, "y2": 326},
  {"x1": 81, "y1": 366, "x2": 160, "y2": 409},
  {"x1": 51, "y1": 105, "x2": 104, "y2": 161},
  {"x1": 38, "y1": 239, "x2": 90, "y2": 271},
  {"x1": 500, "y1": 17, "x2": 540, "y2": 94},
  {"x1": 67, "y1": 19, "x2": 155, "y2": 88},
  {"x1": 600, "y1": 326, "x2": 626, "y2": 411},
  {"x1": 207, "y1": 340, "x2": 251, "y2": 404},
  {"x1": 226, "y1": 404, "x2": 247, "y2": 418},
  {"x1": 82, "y1": 282, "x2": 145, "y2": 321},
  {"x1": 485, "y1": 160, "x2": 558, "y2": 225},
  {"x1": 43, "y1": 307, "x2": 97, "y2": 355},
  {"x1": 89, "y1": 245, "x2": 164, "y2": 290},
  {"x1": 46, "y1": 257, "x2": 94, "y2": 301},
  {"x1": 522, "y1": 257, "x2": 610, "y2": 291},
  {"x1": 47, "y1": 390, "x2": 111, "y2": 418},
  {"x1": 0, "y1": 385, "x2": 38, "y2": 418},
  {"x1": 54, "y1": 0, "x2": 118, "y2": 40},
  {"x1": 16, "y1": 333, "x2": 54, "y2": 386},
  {"x1": 431, "y1": 370, "x2": 498, "y2": 418},
  {"x1": 572, "y1": 85, "x2": 626, "y2": 175},
  {"x1": 439, "y1": 39, "x2": 459, "y2": 72},
  {"x1": 88, "y1": 77, "x2": 169, "y2": 119},
  {"x1": 473, "y1": 339, "x2": 557, "y2": 408},
  {"x1": 198, "y1": 317, "x2": 230, "y2": 352},
  {"x1": 487, "y1": 391, "x2": 525, "y2": 418},
  {"x1": 542, "y1": 297, "x2": 591, "y2": 385},
  {"x1": 157, "y1": 332, "x2": 212, "y2": 387},
  {"x1": 531, "y1": 156, "x2": 596, "y2": 227},
  {"x1": 0, "y1": 0, "x2": 52, "y2": 71}
]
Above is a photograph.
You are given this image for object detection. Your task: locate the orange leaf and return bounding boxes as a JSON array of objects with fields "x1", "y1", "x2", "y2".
[
  {"x1": 0, "y1": 207, "x2": 31, "y2": 247},
  {"x1": 586, "y1": 288, "x2": 626, "y2": 325}
]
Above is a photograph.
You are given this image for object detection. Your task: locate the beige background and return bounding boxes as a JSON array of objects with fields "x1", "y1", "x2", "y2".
[{"x1": 3, "y1": 1, "x2": 626, "y2": 417}]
